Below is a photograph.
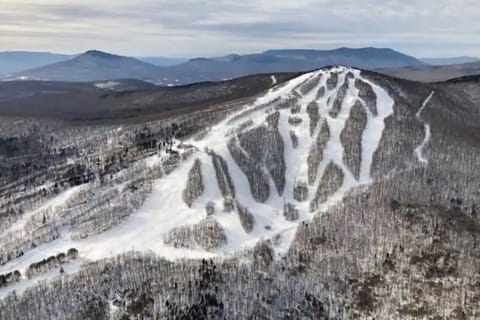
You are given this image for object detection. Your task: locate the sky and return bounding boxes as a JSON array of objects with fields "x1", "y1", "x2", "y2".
[{"x1": 1, "y1": 0, "x2": 479, "y2": 58}]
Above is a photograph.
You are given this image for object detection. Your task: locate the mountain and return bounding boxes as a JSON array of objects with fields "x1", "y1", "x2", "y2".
[
  {"x1": 12, "y1": 47, "x2": 425, "y2": 84},
  {"x1": 378, "y1": 60, "x2": 480, "y2": 82},
  {"x1": 0, "y1": 51, "x2": 72, "y2": 75},
  {"x1": 262, "y1": 47, "x2": 425, "y2": 68},
  {"x1": 0, "y1": 66, "x2": 479, "y2": 319},
  {"x1": 12, "y1": 50, "x2": 162, "y2": 82},
  {"x1": 0, "y1": 51, "x2": 187, "y2": 77},
  {"x1": 421, "y1": 56, "x2": 479, "y2": 65},
  {"x1": 151, "y1": 47, "x2": 425, "y2": 85},
  {"x1": 138, "y1": 56, "x2": 188, "y2": 66}
]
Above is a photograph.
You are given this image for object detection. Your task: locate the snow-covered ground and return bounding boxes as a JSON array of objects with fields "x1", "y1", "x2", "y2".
[
  {"x1": 95, "y1": 81, "x2": 120, "y2": 90},
  {"x1": 270, "y1": 75, "x2": 277, "y2": 85},
  {"x1": 0, "y1": 66, "x2": 396, "y2": 298},
  {"x1": 1, "y1": 186, "x2": 85, "y2": 239}
]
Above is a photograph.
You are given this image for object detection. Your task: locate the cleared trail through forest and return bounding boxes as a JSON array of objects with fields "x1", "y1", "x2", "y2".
[{"x1": 415, "y1": 91, "x2": 434, "y2": 164}]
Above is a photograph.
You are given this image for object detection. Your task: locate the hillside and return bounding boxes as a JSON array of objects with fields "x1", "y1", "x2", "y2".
[
  {"x1": 378, "y1": 60, "x2": 480, "y2": 82},
  {"x1": 0, "y1": 73, "x2": 297, "y2": 123},
  {"x1": 138, "y1": 56, "x2": 188, "y2": 67},
  {"x1": 11, "y1": 50, "x2": 162, "y2": 82},
  {"x1": 0, "y1": 67, "x2": 479, "y2": 318},
  {"x1": 421, "y1": 56, "x2": 479, "y2": 66},
  {"x1": 0, "y1": 52, "x2": 72, "y2": 75}
]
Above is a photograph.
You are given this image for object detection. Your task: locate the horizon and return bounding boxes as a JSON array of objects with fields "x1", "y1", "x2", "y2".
[
  {"x1": 1, "y1": 47, "x2": 478, "y2": 60},
  {"x1": 1, "y1": 0, "x2": 479, "y2": 58}
]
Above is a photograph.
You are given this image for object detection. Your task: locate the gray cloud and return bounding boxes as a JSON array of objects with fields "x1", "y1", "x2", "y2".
[{"x1": 0, "y1": 0, "x2": 479, "y2": 57}]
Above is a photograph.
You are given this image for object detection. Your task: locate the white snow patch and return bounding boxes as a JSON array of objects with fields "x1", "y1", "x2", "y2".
[
  {"x1": 95, "y1": 81, "x2": 120, "y2": 90},
  {"x1": 270, "y1": 75, "x2": 277, "y2": 85},
  {"x1": 0, "y1": 260, "x2": 82, "y2": 299}
]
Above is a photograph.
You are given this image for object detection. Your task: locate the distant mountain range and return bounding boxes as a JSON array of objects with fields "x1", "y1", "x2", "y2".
[
  {"x1": 6, "y1": 47, "x2": 427, "y2": 84},
  {"x1": 3, "y1": 47, "x2": 480, "y2": 85}
]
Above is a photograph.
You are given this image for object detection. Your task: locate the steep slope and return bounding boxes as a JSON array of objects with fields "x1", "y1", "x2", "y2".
[
  {"x1": 0, "y1": 67, "x2": 479, "y2": 319},
  {"x1": 378, "y1": 60, "x2": 480, "y2": 82},
  {"x1": 13, "y1": 50, "x2": 162, "y2": 82}
]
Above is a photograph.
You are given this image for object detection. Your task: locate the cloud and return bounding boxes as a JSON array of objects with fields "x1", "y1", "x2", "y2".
[{"x1": 0, "y1": 0, "x2": 479, "y2": 57}]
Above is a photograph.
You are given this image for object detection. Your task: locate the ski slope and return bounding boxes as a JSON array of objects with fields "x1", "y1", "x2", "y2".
[{"x1": 0, "y1": 66, "x2": 397, "y2": 298}]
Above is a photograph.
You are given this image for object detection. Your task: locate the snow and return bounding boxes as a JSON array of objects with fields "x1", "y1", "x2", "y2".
[
  {"x1": 358, "y1": 74, "x2": 395, "y2": 183},
  {"x1": 415, "y1": 91, "x2": 434, "y2": 164},
  {"x1": 0, "y1": 66, "x2": 398, "y2": 298},
  {"x1": 0, "y1": 260, "x2": 82, "y2": 299},
  {"x1": 95, "y1": 81, "x2": 120, "y2": 90},
  {"x1": 296, "y1": 68, "x2": 394, "y2": 213},
  {"x1": 0, "y1": 185, "x2": 85, "y2": 239}
]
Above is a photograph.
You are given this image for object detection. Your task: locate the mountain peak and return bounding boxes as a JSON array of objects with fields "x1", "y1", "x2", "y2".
[
  {"x1": 82, "y1": 50, "x2": 122, "y2": 59},
  {"x1": 11, "y1": 49, "x2": 160, "y2": 82},
  {"x1": 187, "y1": 57, "x2": 213, "y2": 63}
]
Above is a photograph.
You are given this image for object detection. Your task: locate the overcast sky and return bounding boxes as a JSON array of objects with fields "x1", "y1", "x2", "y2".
[{"x1": 1, "y1": 0, "x2": 479, "y2": 58}]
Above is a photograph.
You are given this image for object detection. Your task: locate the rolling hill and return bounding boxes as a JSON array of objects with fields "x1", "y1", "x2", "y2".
[
  {"x1": 421, "y1": 56, "x2": 479, "y2": 66},
  {"x1": 378, "y1": 60, "x2": 480, "y2": 82}
]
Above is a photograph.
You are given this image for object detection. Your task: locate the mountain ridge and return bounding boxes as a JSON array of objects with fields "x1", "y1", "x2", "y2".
[{"x1": 11, "y1": 47, "x2": 427, "y2": 84}]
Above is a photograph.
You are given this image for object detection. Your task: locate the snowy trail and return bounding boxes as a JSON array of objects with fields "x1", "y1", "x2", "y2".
[
  {"x1": 270, "y1": 75, "x2": 277, "y2": 85},
  {"x1": 0, "y1": 67, "x2": 397, "y2": 298},
  {"x1": 359, "y1": 75, "x2": 395, "y2": 183},
  {"x1": 415, "y1": 91, "x2": 434, "y2": 165},
  {"x1": 0, "y1": 185, "x2": 85, "y2": 240}
]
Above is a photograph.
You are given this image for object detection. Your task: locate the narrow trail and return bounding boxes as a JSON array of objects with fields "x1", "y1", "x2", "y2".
[{"x1": 415, "y1": 91, "x2": 434, "y2": 165}]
